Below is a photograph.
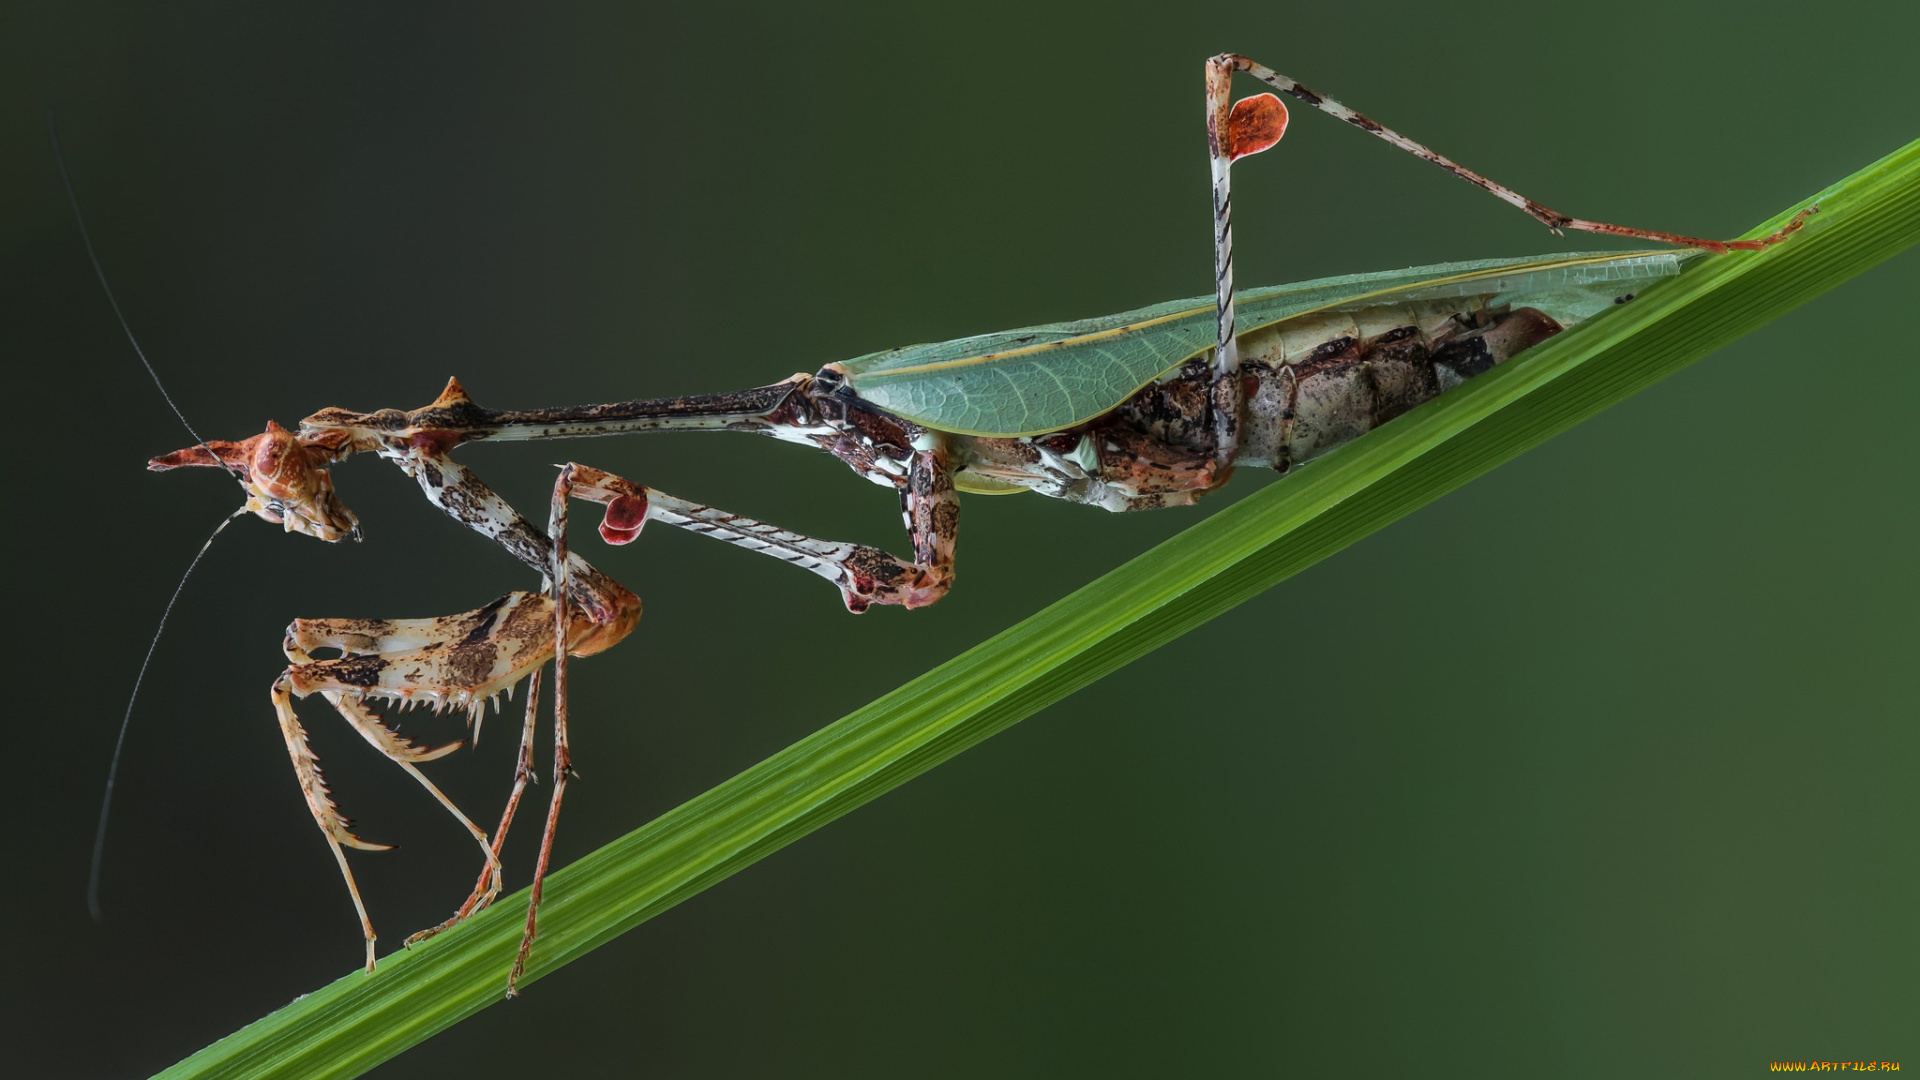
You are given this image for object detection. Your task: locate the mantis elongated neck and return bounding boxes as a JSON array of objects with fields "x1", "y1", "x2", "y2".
[{"x1": 298, "y1": 375, "x2": 813, "y2": 450}]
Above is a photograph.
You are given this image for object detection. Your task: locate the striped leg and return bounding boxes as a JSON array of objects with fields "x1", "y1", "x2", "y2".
[
  {"x1": 1212, "y1": 53, "x2": 1816, "y2": 253},
  {"x1": 1204, "y1": 56, "x2": 1292, "y2": 468},
  {"x1": 1205, "y1": 56, "x2": 1294, "y2": 469},
  {"x1": 510, "y1": 452, "x2": 964, "y2": 990},
  {"x1": 1206, "y1": 56, "x2": 1243, "y2": 470},
  {"x1": 555, "y1": 454, "x2": 957, "y2": 613}
]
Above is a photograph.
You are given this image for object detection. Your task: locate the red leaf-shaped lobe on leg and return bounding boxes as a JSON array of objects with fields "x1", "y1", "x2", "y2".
[
  {"x1": 598, "y1": 493, "x2": 648, "y2": 545},
  {"x1": 1228, "y1": 93, "x2": 1288, "y2": 161}
]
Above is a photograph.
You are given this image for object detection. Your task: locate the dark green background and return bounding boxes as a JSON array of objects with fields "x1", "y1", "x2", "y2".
[{"x1": 5, "y1": 3, "x2": 1914, "y2": 1076}]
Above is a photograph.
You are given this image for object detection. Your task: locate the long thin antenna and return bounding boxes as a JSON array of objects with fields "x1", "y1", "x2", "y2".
[
  {"x1": 88, "y1": 507, "x2": 246, "y2": 920},
  {"x1": 46, "y1": 107, "x2": 242, "y2": 484},
  {"x1": 50, "y1": 108, "x2": 253, "y2": 920}
]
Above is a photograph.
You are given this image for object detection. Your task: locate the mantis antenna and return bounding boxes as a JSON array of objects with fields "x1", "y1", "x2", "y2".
[
  {"x1": 47, "y1": 107, "x2": 252, "y2": 920},
  {"x1": 87, "y1": 508, "x2": 246, "y2": 920},
  {"x1": 46, "y1": 109, "x2": 242, "y2": 479}
]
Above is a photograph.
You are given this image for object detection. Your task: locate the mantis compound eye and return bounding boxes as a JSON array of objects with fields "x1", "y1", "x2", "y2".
[{"x1": 150, "y1": 420, "x2": 362, "y2": 543}]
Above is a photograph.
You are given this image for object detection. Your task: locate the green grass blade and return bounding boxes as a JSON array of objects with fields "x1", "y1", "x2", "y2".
[{"x1": 159, "y1": 135, "x2": 1920, "y2": 1080}]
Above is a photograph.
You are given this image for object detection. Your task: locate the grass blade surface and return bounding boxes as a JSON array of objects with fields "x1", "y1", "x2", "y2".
[{"x1": 159, "y1": 135, "x2": 1920, "y2": 1080}]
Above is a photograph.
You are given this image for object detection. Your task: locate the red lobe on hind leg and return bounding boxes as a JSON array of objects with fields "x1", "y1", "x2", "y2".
[{"x1": 1227, "y1": 93, "x2": 1288, "y2": 161}]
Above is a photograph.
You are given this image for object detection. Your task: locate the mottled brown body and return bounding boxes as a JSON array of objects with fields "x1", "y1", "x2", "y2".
[
  {"x1": 144, "y1": 288, "x2": 1573, "y2": 983},
  {"x1": 952, "y1": 296, "x2": 1563, "y2": 511}
]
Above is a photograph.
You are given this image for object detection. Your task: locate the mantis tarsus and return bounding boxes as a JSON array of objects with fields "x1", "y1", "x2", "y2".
[{"x1": 136, "y1": 53, "x2": 1811, "y2": 992}]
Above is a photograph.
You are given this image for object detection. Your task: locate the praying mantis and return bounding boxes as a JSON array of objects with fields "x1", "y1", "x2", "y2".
[{"x1": 135, "y1": 53, "x2": 1811, "y2": 993}]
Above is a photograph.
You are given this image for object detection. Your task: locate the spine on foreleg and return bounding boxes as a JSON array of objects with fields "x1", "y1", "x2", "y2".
[{"x1": 1237, "y1": 303, "x2": 1565, "y2": 473}]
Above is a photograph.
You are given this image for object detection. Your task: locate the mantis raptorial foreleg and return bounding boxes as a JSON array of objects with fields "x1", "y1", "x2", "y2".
[
  {"x1": 250, "y1": 438, "x2": 642, "y2": 976},
  {"x1": 154, "y1": 383, "x2": 955, "y2": 976},
  {"x1": 250, "y1": 425, "x2": 956, "y2": 985},
  {"x1": 270, "y1": 592, "x2": 577, "y2": 972},
  {"x1": 270, "y1": 626, "x2": 503, "y2": 972}
]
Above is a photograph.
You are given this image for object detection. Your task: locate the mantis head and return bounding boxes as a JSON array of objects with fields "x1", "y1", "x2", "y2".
[{"x1": 150, "y1": 421, "x2": 362, "y2": 542}]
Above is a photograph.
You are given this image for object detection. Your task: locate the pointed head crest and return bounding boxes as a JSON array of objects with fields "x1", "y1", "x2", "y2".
[{"x1": 150, "y1": 422, "x2": 361, "y2": 542}]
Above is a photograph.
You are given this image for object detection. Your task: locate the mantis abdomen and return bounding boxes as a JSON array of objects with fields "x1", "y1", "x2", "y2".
[
  {"x1": 955, "y1": 295, "x2": 1567, "y2": 509},
  {"x1": 1237, "y1": 298, "x2": 1565, "y2": 471}
]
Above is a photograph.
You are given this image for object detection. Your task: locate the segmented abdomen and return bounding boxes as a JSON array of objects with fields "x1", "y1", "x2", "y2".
[
  {"x1": 951, "y1": 296, "x2": 1570, "y2": 510},
  {"x1": 1234, "y1": 298, "x2": 1564, "y2": 472}
]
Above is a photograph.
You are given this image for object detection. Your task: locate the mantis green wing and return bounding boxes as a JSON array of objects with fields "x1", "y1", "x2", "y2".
[{"x1": 840, "y1": 250, "x2": 1700, "y2": 437}]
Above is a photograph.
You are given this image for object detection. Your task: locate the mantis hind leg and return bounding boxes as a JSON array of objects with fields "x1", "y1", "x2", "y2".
[
  {"x1": 1205, "y1": 55, "x2": 1252, "y2": 468},
  {"x1": 1211, "y1": 53, "x2": 1816, "y2": 253},
  {"x1": 1200, "y1": 52, "x2": 1813, "y2": 469}
]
